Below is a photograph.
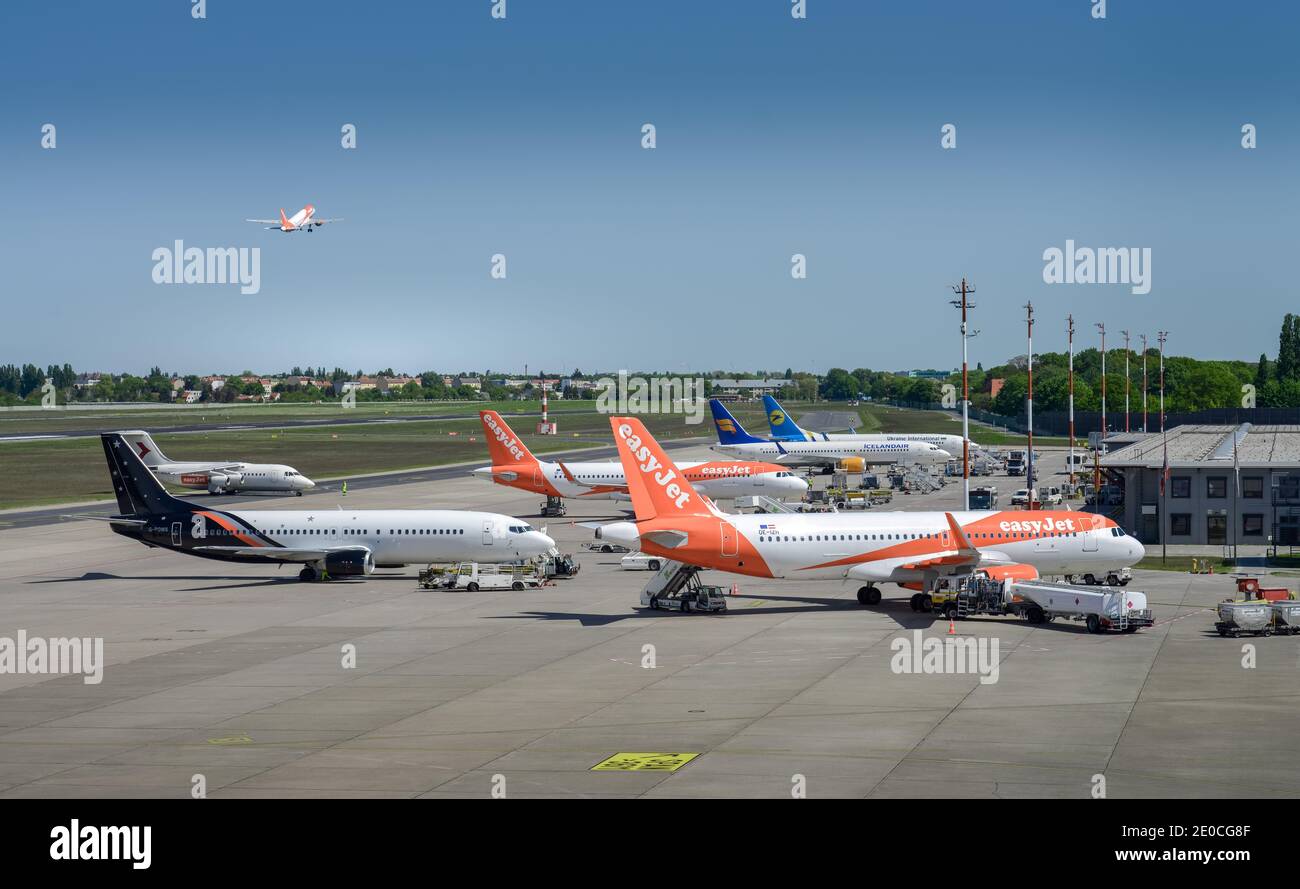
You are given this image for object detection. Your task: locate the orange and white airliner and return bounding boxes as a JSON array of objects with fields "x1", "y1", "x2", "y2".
[
  {"x1": 245, "y1": 204, "x2": 343, "y2": 233},
  {"x1": 599, "y1": 417, "x2": 1144, "y2": 605},
  {"x1": 472, "y1": 411, "x2": 807, "y2": 502}
]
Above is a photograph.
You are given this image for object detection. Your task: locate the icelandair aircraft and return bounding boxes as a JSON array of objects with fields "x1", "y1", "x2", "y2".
[
  {"x1": 245, "y1": 204, "x2": 342, "y2": 233},
  {"x1": 472, "y1": 411, "x2": 807, "y2": 501},
  {"x1": 709, "y1": 400, "x2": 949, "y2": 469},
  {"x1": 762, "y1": 395, "x2": 966, "y2": 456},
  {"x1": 118, "y1": 430, "x2": 315, "y2": 496},
  {"x1": 598, "y1": 417, "x2": 1144, "y2": 605},
  {"x1": 76, "y1": 433, "x2": 554, "y2": 582}
]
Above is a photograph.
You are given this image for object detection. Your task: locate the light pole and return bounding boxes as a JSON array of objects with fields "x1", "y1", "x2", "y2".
[
  {"x1": 1141, "y1": 333, "x2": 1148, "y2": 433},
  {"x1": 1025, "y1": 301, "x2": 1035, "y2": 504},
  {"x1": 1068, "y1": 314, "x2": 1076, "y2": 494},
  {"x1": 1159, "y1": 330, "x2": 1168, "y2": 562},
  {"x1": 1122, "y1": 329, "x2": 1130, "y2": 433},
  {"x1": 1096, "y1": 322, "x2": 1107, "y2": 439},
  {"x1": 950, "y1": 279, "x2": 976, "y2": 511}
]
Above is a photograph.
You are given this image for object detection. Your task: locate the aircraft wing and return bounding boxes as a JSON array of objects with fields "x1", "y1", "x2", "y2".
[
  {"x1": 192, "y1": 544, "x2": 367, "y2": 563},
  {"x1": 245, "y1": 218, "x2": 280, "y2": 225},
  {"x1": 309, "y1": 218, "x2": 343, "y2": 225}
]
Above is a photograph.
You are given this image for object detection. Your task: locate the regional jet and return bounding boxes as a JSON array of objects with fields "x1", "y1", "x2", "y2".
[{"x1": 118, "y1": 430, "x2": 315, "y2": 496}]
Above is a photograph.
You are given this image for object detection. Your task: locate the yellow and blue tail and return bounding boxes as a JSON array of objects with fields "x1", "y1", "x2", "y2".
[
  {"x1": 709, "y1": 400, "x2": 767, "y2": 444},
  {"x1": 762, "y1": 394, "x2": 812, "y2": 441}
]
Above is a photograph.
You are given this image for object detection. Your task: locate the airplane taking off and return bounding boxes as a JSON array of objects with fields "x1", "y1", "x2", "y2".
[
  {"x1": 598, "y1": 417, "x2": 1143, "y2": 604},
  {"x1": 118, "y1": 431, "x2": 315, "y2": 496},
  {"x1": 709, "y1": 400, "x2": 949, "y2": 470},
  {"x1": 245, "y1": 204, "x2": 342, "y2": 232},
  {"x1": 762, "y1": 394, "x2": 966, "y2": 457},
  {"x1": 472, "y1": 411, "x2": 807, "y2": 501},
  {"x1": 74, "y1": 434, "x2": 554, "y2": 582}
]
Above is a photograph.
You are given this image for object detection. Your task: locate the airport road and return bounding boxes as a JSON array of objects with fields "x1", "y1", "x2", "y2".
[
  {"x1": 0, "y1": 408, "x2": 569, "y2": 442},
  {"x1": 0, "y1": 445, "x2": 1295, "y2": 798}
]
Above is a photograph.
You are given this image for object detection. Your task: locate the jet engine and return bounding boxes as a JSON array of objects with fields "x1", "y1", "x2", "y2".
[
  {"x1": 324, "y1": 548, "x2": 375, "y2": 576},
  {"x1": 979, "y1": 564, "x2": 1039, "y2": 582},
  {"x1": 837, "y1": 457, "x2": 866, "y2": 473},
  {"x1": 593, "y1": 521, "x2": 640, "y2": 547}
]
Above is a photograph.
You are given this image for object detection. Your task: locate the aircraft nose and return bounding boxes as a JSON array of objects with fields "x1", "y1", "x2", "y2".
[
  {"x1": 298, "y1": 476, "x2": 316, "y2": 489},
  {"x1": 1132, "y1": 538, "x2": 1146, "y2": 561},
  {"x1": 789, "y1": 476, "x2": 810, "y2": 494},
  {"x1": 533, "y1": 531, "x2": 556, "y2": 552}
]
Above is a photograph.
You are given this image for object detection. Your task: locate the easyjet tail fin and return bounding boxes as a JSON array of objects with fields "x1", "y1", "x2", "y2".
[
  {"x1": 279, "y1": 208, "x2": 291, "y2": 229},
  {"x1": 610, "y1": 417, "x2": 712, "y2": 522},
  {"x1": 480, "y1": 411, "x2": 538, "y2": 466}
]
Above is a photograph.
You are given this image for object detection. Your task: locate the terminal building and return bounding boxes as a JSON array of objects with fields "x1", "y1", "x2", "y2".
[{"x1": 1100, "y1": 424, "x2": 1300, "y2": 548}]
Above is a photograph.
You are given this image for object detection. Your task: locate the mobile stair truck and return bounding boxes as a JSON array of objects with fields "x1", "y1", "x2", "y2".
[
  {"x1": 926, "y1": 573, "x2": 1153, "y2": 634},
  {"x1": 639, "y1": 560, "x2": 728, "y2": 613}
]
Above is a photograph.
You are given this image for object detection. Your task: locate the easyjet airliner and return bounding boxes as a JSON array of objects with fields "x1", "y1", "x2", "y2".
[
  {"x1": 245, "y1": 204, "x2": 342, "y2": 233},
  {"x1": 72, "y1": 434, "x2": 553, "y2": 582},
  {"x1": 598, "y1": 417, "x2": 1143, "y2": 605},
  {"x1": 471, "y1": 411, "x2": 807, "y2": 501}
]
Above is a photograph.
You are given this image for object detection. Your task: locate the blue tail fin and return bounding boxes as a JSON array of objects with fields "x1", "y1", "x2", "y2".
[
  {"x1": 709, "y1": 400, "x2": 766, "y2": 444},
  {"x1": 762, "y1": 394, "x2": 810, "y2": 441}
]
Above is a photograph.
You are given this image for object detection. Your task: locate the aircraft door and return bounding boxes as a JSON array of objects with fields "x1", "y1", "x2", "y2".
[
  {"x1": 171, "y1": 522, "x2": 182, "y2": 546},
  {"x1": 482, "y1": 519, "x2": 494, "y2": 545},
  {"x1": 720, "y1": 521, "x2": 738, "y2": 557}
]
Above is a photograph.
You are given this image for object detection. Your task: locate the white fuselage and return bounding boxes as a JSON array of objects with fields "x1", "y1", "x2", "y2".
[
  {"x1": 786, "y1": 432, "x2": 967, "y2": 455},
  {"x1": 712, "y1": 439, "x2": 949, "y2": 466},
  {"x1": 210, "y1": 508, "x2": 552, "y2": 567},
  {"x1": 739, "y1": 510, "x2": 1143, "y2": 581},
  {"x1": 152, "y1": 462, "x2": 315, "y2": 494},
  {"x1": 474, "y1": 459, "x2": 808, "y2": 501},
  {"x1": 600, "y1": 509, "x2": 1144, "y2": 584}
]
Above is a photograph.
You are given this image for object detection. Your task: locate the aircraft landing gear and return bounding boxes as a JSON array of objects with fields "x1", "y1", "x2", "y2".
[
  {"x1": 298, "y1": 566, "x2": 318, "y2": 582},
  {"x1": 857, "y1": 585, "x2": 881, "y2": 606}
]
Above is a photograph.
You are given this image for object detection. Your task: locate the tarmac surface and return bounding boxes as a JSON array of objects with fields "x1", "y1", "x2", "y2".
[{"x1": 1, "y1": 445, "x2": 1296, "y2": 798}]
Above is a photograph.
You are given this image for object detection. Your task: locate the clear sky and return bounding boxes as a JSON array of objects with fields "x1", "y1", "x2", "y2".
[{"x1": 2, "y1": 1, "x2": 1294, "y2": 376}]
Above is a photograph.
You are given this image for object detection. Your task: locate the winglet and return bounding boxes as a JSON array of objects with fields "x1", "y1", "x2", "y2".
[{"x1": 944, "y1": 512, "x2": 978, "y2": 557}]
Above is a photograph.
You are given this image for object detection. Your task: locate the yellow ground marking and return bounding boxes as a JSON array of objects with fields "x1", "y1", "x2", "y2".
[{"x1": 591, "y1": 752, "x2": 700, "y2": 772}]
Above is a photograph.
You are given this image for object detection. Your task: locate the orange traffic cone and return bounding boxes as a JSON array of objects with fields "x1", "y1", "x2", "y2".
[{"x1": 948, "y1": 617, "x2": 956, "y2": 635}]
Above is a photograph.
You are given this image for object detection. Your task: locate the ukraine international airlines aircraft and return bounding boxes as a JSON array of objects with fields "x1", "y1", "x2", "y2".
[
  {"x1": 245, "y1": 204, "x2": 342, "y2": 232},
  {"x1": 472, "y1": 411, "x2": 807, "y2": 501},
  {"x1": 599, "y1": 417, "x2": 1143, "y2": 604},
  {"x1": 762, "y1": 395, "x2": 966, "y2": 456},
  {"x1": 709, "y1": 400, "x2": 950, "y2": 470},
  {"x1": 75, "y1": 434, "x2": 553, "y2": 582},
  {"x1": 119, "y1": 430, "x2": 315, "y2": 496}
]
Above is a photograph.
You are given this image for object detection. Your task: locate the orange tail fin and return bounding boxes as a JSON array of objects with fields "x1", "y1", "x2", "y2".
[
  {"x1": 610, "y1": 417, "x2": 710, "y2": 521},
  {"x1": 480, "y1": 411, "x2": 537, "y2": 466}
]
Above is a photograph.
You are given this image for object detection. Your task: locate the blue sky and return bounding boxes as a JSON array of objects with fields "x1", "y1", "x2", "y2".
[{"x1": 1, "y1": 1, "x2": 1295, "y2": 376}]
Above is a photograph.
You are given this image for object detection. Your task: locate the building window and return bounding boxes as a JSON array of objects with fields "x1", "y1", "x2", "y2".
[
  {"x1": 1242, "y1": 476, "x2": 1263, "y2": 499},
  {"x1": 1207, "y1": 476, "x2": 1227, "y2": 499},
  {"x1": 1278, "y1": 475, "x2": 1300, "y2": 503},
  {"x1": 1171, "y1": 513, "x2": 1191, "y2": 536},
  {"x1": 1171, "y1": 477, "x2": 1190, "y2": 498},
  {"x1": 1207, "y1": 514, "x2": 1227, "y2": 544},
  {"x1": 1242, "y1": 514, "x2": 1264, "y2": 537}
]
